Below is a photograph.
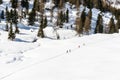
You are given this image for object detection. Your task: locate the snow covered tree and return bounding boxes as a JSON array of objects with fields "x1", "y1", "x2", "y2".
[{"x1": 8, "y1": 23, "x2": 15, "y2": 40}]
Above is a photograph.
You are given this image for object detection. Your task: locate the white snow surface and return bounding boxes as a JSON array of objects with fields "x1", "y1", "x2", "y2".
[{"x1": 0, "y1": 33, "x2": 120, "y2": 80}]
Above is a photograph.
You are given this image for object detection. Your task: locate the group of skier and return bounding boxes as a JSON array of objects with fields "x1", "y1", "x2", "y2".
[{"x1": 66, "y1": 43, "x2": 85, "y2": 54}]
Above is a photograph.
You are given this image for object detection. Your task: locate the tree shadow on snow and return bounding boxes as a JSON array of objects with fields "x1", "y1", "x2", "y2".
[
  {"x1": 19, "y1": 33, "x2": 29, "y2": 35},
  {"x1": 14, "y1": 38, "x2": 30, "y2": 43}
]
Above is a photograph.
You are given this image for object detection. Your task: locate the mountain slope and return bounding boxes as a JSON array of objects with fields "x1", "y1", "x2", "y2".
[{"x1": 0, "y1": 33, "x2": 120, "y2": 80}]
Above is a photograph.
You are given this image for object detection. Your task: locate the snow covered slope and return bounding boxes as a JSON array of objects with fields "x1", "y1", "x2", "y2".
[
  {"x1": 0, "y1": 33, "x2": 120, "y2": 80},
  {"x1": 0, "y1": 0, "x2": 120, "y2": 80}
]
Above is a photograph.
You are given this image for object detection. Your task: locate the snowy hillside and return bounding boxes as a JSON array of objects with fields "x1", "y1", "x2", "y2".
[
  {"x1": 0, "y1": 33, "x2": 120, "y2": 80},
  {"x1": 0, "y1": 0, "x2": 120, "y2": 80}
]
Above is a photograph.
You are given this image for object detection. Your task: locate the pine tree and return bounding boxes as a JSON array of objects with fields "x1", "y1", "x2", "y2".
[
  {"x1": 50, "y1": 9, "x2": 53, "y2": 22},
  {"x1": 66, "y1": 8, "x2": 69, "y2": 23},
  {"x1": 69, "y1": 0, "x2": 76, "y2": 4},
  {"x1": 39, "y1": 0, "x2": 44, "y2": 14},
  {"x1": 5, "y1": 23, "x2": 9, "y2": 31},
  {"x1": 76, "y1": 0, "x2": 80, "y2": 10},
  {"x1": 88, "y1": 9, "x2": 92, "y2": 19},
  {"x1": 109, "y1": 17, "x2": 116, "y2": 34},
  {"x1": 94, "y1": 13, "x2": 103, "y2": 33},
  {"x1": 28, "y1": 8, "x2": 36, "y2": 25},
  {"x1": 98, "y1": 0, "x2": 103, "y2": 11},
  {"x1": 6, "y1": 7, "x2": 10, "y2": 22},
  {"x1": 10, "y1": 9, "x2": 14, "y2": 21},
  {"x1": 43, "y1": 16, "x2": 47, "y2": 28},
  {"x1": 84, "y1": 16, "x2": 91, "y2": 35},
  {"x1": 115, "y1": 17, "x2": 120, "y2": 33},
  {"x1": 75, "y1": 17, "x2": 83, "y2": 36},
  {"x1": 15, "y1": 24, "x2": 20, "y2": 34},
  {"x1": 25, "y1": 0, "x2": 29, "y2": 14},
  {"x1": 12, "y1": 9, "x2": 18, "y2": 24},
  {"x1": 37, "y1": 19, "x2": 44, "y2": 38},
  {"x1": 63, "y1": 13, "x2": 66, "y2": 23},
  {"x1": 83, "y1": 0, "x2": 87, "y2": 6},
  {"x1": 21, "y1": 0, "x2": 25, "y2": 8},
  {"x1": 58, "y1": 11, "x2": 64, "y2": 28},
  {"x1": 8, "y1": 22, "x2": 15, "y2": 40},
  {"x1": 56, "y1": 33, "x2": 60, "y2": 40},
  {"x1": 21, "y1": 0, "x2": 29, "y2": 14},
  {"x1": 53, "y1": 0, "x2": 60, "y2": 7},
  {"x1": 93, "y1": 0, "x2": 99, "y2": 8},
  {"x1": 59, "y1": 0, "x2": 64, "y2": 9},
  {"x1": 33, "y1": 0, "x2": 38, "y2": 11},
  {"x1": 115, "y1": 9, "x2": 120, "y2": 20},
  {"x1": 0, "y1": 0, "x2": 3, "y2": 4},
  {"x1": 99, "y1": 24, "x2": 103, "y2": 33},
  {"x1": 99, "y1": 15, "x2": 103, "y2": 33},
  {"x1": 11, "y1": 0, "x2": 18, "y2": 8},
  {"x1": 117, "y1": 16, "x2": 120, "y2": 29},
  {"x1": 86, "y1": 0, "x2": 93, "y2": 9},
  {"x1": 1, "y1": 10, "x2": 4, "y2": 19},
  {"x1": 81, "y1": 9, "x2": 86, "y2": 27}
]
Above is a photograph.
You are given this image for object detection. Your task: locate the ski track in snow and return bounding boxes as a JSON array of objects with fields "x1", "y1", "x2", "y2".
[
  {"x1": 0, "y1": 35, "x2": 87, "y2": 80},
  {"x1": 0, "y1": 47, "x2": 76, "y2": 80}
]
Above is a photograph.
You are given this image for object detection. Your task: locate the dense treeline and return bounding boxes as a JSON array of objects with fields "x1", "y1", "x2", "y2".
[{"x1": 0, "y1": 0, "x2": 119, "y2": 40}]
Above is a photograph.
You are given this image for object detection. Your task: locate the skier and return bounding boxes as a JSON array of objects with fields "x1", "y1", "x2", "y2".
[
  {"x1": 13, "y1": 57, "x2": 16, "y2": 61},
  {"x1": 69, "y1": 49, "x2": 71, "y2": 52},
  {"x1": 83, "y1": 43, "x2": 85, "y2": 46},
  {"x1": 66, "y1": 50, "x2": 68, "y2": 53}
]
